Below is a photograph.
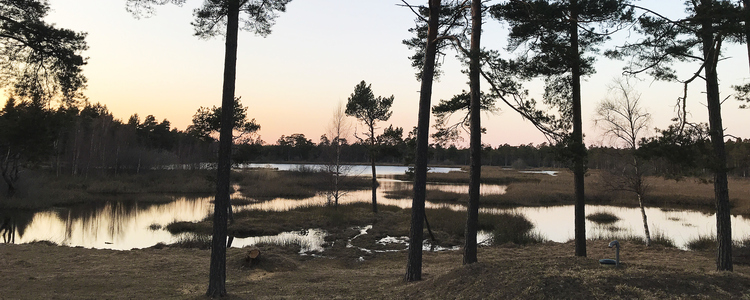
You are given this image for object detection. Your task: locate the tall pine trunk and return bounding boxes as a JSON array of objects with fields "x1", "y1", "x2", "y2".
[
  {"x1": 405, "y1": 0, "x2": 440, "y2": 282},
  {"x1": 207, "y1": 0, "x2": 240, "y2": 296},
  {"x1": 463, "y1": 0, "x2": 482, "y2": 265},
  {"x1": 699, "y1": 2, "x2": 732, "y2": 270},
  {"x1": 570, "y1": 0, "x2": 587, "y2": 257}
]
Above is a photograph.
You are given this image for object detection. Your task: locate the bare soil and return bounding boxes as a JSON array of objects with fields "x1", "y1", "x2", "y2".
[{"x1": 2, "y1": 240, "x2": 750, "y2": 299}]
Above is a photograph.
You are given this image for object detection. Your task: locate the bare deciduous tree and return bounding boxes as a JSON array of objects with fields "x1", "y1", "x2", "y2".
[
  {"x1": 323, "y1": 102, "x2": 352, "y2": 209},
  {"x1": 594, "y1": 78, "x2": 652, "y2": 246}
]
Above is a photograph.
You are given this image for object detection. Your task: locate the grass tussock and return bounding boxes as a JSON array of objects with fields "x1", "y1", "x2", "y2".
[
  {"x1": 642, "y1": 229, "x2": 677, "y2": 248},
  {"x1": 586, "y1": 212, "x2": 620, "y2": 224},
  {"x1": 490, "y1": 213, "x2": 546, "y2": 245},
  {"x1": 686, "y1": 235, "x2": 716, "y2": 251},
  {"x1": 172, "y1": 233, "x2": 212, "y2": 250}
]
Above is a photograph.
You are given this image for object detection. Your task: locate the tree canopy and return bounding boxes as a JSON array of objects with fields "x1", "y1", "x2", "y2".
[
  {"x1": 187, "y1": 97, "x2": 261, "y2": 143},
  {"x1": 0, "y1": 0, "x2": 88, "y2": 105}
]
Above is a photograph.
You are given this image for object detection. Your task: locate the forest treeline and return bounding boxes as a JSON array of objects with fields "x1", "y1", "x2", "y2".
[{"x1": 2, "y1": 96, "x2": 749, "y2": 191}]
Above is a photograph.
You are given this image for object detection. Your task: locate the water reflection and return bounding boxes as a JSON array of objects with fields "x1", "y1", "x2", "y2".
[
  {"x1": 4, "y1": 175, "x2": 750, "y2": 251},
  {"x1": 7, "y1": 197, "x2": 212, "y2": 250},
  {"x1": 235, "y1": 163, "x2": 462, "y2": 176},
  {"x1": 482, "y1": 205, "x2": 750, "y2": 250}
]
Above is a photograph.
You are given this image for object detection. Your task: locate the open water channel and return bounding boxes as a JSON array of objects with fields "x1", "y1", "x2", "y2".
[{"x1": 3, "y1": 164, "x2": 750, "y2": 251}]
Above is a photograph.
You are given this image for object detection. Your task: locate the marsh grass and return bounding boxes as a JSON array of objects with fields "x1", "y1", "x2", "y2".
[
  {"x1": 589, "y1": 231, "x2": 644, "y2": 243},
  {"x1": 235, "y1": 169, "x2": 370, "y2": 199},
  {"x1": 147, "y1": 223, "x2": 162, "y2": 231},
  {"x1": 166, "y1": 221, "x2": 207, "y2": 235},
  {"x1": 490, "y1": 213, "x2": 546, "y2": 245},
  {"x1": 586, "y1": 212, "x2": 620, "y2": 224},
  {"x1": 383, "y1": 189, "x2": 463, "y2": 202},
  {"x1": 393, "y1": 168, "x2": 542, "y2": 185},
  {"x1": 0, "y1": 169, "x2": 215, "y2": 209},
  {"x1": 650, "y1": 229, "x2": 676, "y2": 248},
  {"x1": 686, "y1": 235, "x2": 716, "y2": 251},
  {"x1": 172, "y1": 233, "x2": 212, "y2": 250},
  {"x1": 589, "y1": 227, "x2": 675, "y2": 248}
]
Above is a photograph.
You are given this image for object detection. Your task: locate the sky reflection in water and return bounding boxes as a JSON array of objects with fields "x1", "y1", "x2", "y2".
[{"x1": 4, "y1": 170, "x2": 750, "y2": 250}]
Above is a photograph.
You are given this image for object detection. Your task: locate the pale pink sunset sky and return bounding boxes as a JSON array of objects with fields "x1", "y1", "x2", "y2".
[{"x1": 42, "y1": 0, "x2": 750, "y2": 148}]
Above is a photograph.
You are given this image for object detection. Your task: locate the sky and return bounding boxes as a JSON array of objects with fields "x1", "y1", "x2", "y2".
[{"x1": 41, "y1": 0, "x2": 750, "y2": 148}]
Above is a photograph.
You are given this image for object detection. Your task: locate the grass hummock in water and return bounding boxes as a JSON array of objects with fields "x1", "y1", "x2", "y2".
[{"x1": 586, "y1": 212, "x2": 620, "y2": 224}]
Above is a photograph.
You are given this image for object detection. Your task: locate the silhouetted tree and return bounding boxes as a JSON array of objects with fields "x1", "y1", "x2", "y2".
[
  {"x1": 402, "y1": 0, "x2": 441, "y2": 282},
  {"x1": 0, "y1": 0, "x2": 88, "y2": 106},
  {"x1": 463, "y1": 0, "x2": 482, "y2": 266},
  {"x1": 491, "y1": 0, "x2": 634, "y2": 257},
  {"x1": 0, "y1": 96, "x2": 56, "y2": 196},
  {"x1": 187, "y1": 97, "x2": 261, "y2": 143},
  {"x1": 612, "y1": 0, "x2": 742, "y2": 271},
  {"x1": 345, "y1": 80, "x2": 394, "y2": 213},
  {"x1": 276, "y1": 133, "x2": 314, "y2": 161},
  {"x1": 126, "y1": 0, "x2": 292, "y2": 295}
]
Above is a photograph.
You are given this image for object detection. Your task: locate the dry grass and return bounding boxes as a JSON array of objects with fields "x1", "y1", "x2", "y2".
[
  {"x1": 0, "y1": 170, "x2": 215, "y2": 209},
  {"x1": 2, "y1": 240, "x2": 749, "y2": 299},
  {"x1": 430, "y1": 166, "x2": 750, "y2": 215},
  {"x1": 234, "y1": 169, "x2": 370, "y2": 200}
]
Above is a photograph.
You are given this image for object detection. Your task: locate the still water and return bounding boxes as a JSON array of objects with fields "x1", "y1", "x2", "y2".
[
  {"x1": 235, "y1": 163, "x2": 461, "y2": 176},
  {"x1": 3, "y1": 166, "x2": 749, "y2": 251}
]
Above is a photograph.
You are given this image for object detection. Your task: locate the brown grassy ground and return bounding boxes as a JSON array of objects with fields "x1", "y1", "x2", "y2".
[{"x1": 2, "y1": 240, "x2": 750, "y2": 299}]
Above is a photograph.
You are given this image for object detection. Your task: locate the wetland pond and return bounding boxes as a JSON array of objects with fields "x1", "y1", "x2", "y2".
[{"x1": 3, "y1": 164, "x2": 749, "y2": 251}]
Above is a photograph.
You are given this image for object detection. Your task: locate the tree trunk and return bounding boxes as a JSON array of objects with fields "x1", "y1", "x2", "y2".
[
  {"x1": 699, "y1": 4, "x2": 732, "y2": 270},
  {"x1": 405, "y1": 0, "x2": 440, "y2": 282},
  {"x1": 335, "y1": 140, "x2": 341, "y2": 209},
  {"x1": 570, "y1": 0, "x2": 587, "y2": 257},
  {"x1": 370, "y1": 126, "x2": 378, "y2": 213},
  {"x1": 637, "y1": 193, "x2": 651, "y2": 246},
  {"x1": 207, "y1": 0, "x2": 240, "y2": 297},
  {"x1": 743, "y1": 0, "x2": 750, "y2": 71},
  {"x1": 463, "y1": 0, "x2": 482, "y2": 265}
]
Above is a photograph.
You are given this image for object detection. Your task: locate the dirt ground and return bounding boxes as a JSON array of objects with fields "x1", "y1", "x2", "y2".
[{"x1": 2, "y1": 240, "x2": 750, "y2": 299}]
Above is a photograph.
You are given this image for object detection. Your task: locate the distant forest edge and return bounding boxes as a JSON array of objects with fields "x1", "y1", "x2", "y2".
[{"x1": 2, "y1": 100, "x2": 749, "y2": 186}]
